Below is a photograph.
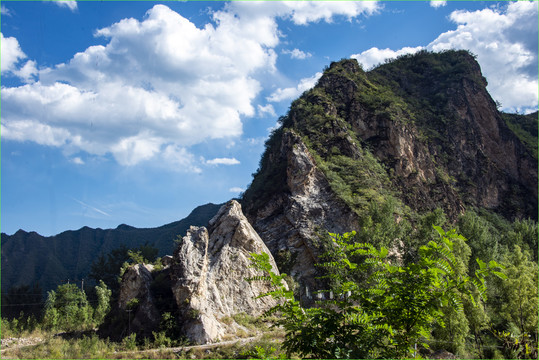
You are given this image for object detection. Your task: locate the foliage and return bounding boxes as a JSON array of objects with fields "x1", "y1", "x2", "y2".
[
  {"x1": 121, "y1": 332, "x2": 138, "y2": 351},
  {"x1": 0, "y1": 313, "x2": 41, "y2": 339},
  {"x1": 498, "y1": 246, "x2": 538, "y2": 337},
  {"x1": 89, "y1": 242, "x2": 158, "y2": 298},
  {"x1": 501, "y1": 111, "x2": 538, "y2": 161},
  {"x1": 93, "y1": 280, "x2": 112, "y2": 325},
  {"x1": 43, "y1": 283, "x2": 92, "y2": 332},
  {"x1": 491, "y1": 329, "x2": 538, "y2": 359},
  {"x1": 250, "y1": 227, "x2": 506, "y2": 359}
]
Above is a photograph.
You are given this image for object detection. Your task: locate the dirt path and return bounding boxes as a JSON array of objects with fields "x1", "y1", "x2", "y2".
[
  {"x1": 1, "y1": 337, "x2": 44, "y2": 353},
  {"x1": 113, "y1": 335, "x2": 261, "y2": 356},
  {"x1": 1, "y1": 334, "x2": 262, "y2": 358}
]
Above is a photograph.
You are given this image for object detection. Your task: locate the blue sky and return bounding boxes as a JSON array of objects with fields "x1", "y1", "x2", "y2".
[{"x1": 1, "y1": 1, "x2": 537, "y2": 236}]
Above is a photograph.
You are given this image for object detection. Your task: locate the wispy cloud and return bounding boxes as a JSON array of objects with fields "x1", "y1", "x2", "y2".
[
  {"x1": 206, "y1": 157, "x2": 240, "y2": 166},
  {"x1": 72, "y1": 198, "x2": 110, "y2": 217},
  {"x1": 282, "y1": 48, "x2": 312, "y2": 60},
  {"x1": 1, "y1": 5, "x2": 12, "y2": 16},
  {"x1": 229, "y1": 187, "x2": 245, "y2": 193},
  {"x1": 267, "y1": 72, "x2": 323, "y2": 102}
]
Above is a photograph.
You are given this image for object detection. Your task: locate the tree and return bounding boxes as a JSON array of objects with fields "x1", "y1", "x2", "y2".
[
  {"x1": 499, "y1": 246, "x2": 538, "y2": 337},
  {"x1": 250, "y1": 227, "x2": 505, "y2": 359},
  {"x1": 43, "y1": 283, "x2": 92, "y2": 331},
  {"x1": 93, "y1": 280, "x2": 112, "y2": 326},
  {"x1": 89, "y1": 243, "x2": 158, "y2": 297}
]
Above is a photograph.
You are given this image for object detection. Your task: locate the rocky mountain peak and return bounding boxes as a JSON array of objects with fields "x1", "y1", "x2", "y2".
[
  {"x1": 241, "y1": 50, "x2": 537, "y2": 296},
  {"x1": 111, "y1": 200, "x2": 281, "y2": 344}
]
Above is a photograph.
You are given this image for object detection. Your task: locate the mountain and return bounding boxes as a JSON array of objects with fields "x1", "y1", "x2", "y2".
[
  {"x1": 0, "y1": 203, "x2": 222, "y2": 294},
  {"x1": 241, "y1": 50, "x2": 537, "y2": 293}
]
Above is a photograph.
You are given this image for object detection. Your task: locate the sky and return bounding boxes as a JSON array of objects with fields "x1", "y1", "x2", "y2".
[{"x1": 1, "y1": 0, "x2": 537, "y2": 236}]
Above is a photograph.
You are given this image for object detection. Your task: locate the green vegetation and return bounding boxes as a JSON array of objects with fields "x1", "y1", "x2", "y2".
[
  {"x1": 250, "y1": 227, "x2": 508, "y2": 359},
  {"x1": 501, "y1": 111, "x2": 538, "y2": 160}
]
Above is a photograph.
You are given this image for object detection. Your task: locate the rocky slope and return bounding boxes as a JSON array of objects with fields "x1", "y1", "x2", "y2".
[
  {"x1": 109, "y1": 200, "x2": 281, "y2": 344},
  {"x1": 241, "y1": 50, "x2": 537, "y2": 294}
]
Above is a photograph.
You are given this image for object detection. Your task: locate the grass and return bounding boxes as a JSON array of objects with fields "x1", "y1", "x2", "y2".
[{"x1": 0, "y1": 313, "x2": 287, "y2": 359}]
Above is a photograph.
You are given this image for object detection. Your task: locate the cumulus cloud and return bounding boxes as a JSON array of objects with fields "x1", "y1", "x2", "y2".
[
  {"x1": 1, "y1": 33, "x2": 39, "y2": 82},
  {"x1": 430, "y1": 1, "x2": 447, "y2": 8},
  {"x1": 352, "y1": 2, "x2": 538, "y2": 113},
  {"x1": 428, "y1": 1, "x2": 538, "y2": 112},
  {"x1": 206, "y1": 158, "x2": 241, "y2": 166},
  {"x1": 50, "y1": 1, "x2": 78, "y2": 11},
  {"x1": 283, "y1": 48, "x2": 312, "y2": 59},
  {"x1": 1, "y1": 3, "x2": 380, "y2": 169},
  {"x1": 229, "y1": 1, "x2": 380, "y2": 26},
  {"x1": 351, "y1": 46, "x2": 423, "y2": 70},
  {"x1": 267, "y1": 72, "x2": 323, "y2": 102},
  {"x1": 1, "y1": 33, "x2": 26, "y2": 74}
]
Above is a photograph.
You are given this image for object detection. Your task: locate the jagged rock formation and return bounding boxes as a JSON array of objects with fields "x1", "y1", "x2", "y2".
[
  {"x1": 242, "y1": 50, "x2": 537, "y2": 294},
  {"x1": 118, "y1": 264, "x2": 160, "y2": 338},
  {"x1": 243, "y1": 130, "x2": 360, "y2": 293},
  {"x1": 112, "y1": 200, "x2": 281, "y2": 344}
]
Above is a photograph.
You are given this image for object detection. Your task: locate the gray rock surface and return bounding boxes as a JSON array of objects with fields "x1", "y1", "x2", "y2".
[
  {"x1": 244, "y1": 130, "x2": 360, "y2": 298},
  {"x1": 169, "y1": 200, "x2": 281, "y2": 344},
  {"x1": 118, "y1": 263, "x2": 161, "y2": 337}
]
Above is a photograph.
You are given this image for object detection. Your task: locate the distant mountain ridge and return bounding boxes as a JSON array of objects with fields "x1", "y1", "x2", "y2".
[{"x1": 1, "y1": 203, "x2": 222, "y2": 294}]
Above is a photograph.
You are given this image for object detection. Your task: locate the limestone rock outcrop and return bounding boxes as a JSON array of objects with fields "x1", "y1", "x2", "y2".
[
  {"x1": 170, "y1": 200, "x2": 281, "y2": 344},
  {"x1": 117, "y1": 263, "x2": 160, "y2": 338},
  {"x1": 112, "y1": 200, "x2": 281, "y2": 344},
  {"x1": 244, "y1": 130, "x2": 360, "y2": 297}
]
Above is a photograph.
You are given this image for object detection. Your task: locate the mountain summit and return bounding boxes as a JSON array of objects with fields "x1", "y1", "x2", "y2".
[{"x1": 241, "y1": 49, "x2": 537, "y2": 292}]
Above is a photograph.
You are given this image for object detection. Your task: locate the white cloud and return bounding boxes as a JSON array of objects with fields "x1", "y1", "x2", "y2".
[
  {"x1": 283, "y1": 48, "x2": 312, "y2": 59},
  {"x1": 2, "y1": 5, "x2": 271, "y2": 167},
  {"x1": 229, "y1": 1, "x2": 380, "y2": 26},
  {"x1": 351, "y1": 1, "x2": 538, "y2": 113},
  {"x1": 1, "y1": 33, "x2": 38, "y2": 82},
  {"x1": 267, "y1": 72, "x2": 323, "y2": 102},
  {"x1": 427, "y1": 1, "x2": 538, "y2": 112},
  {"x1": 206, "y1": 158, "x2": 241, "y2": 166},
  {"x1": 351, "y1": 46, "x2": 423, "y2": 70},
  {"x1": 1, "y1": 33, "x2": 27, "y2": 74},
  {"x1": 1, "y1": 5, "x2": 12, "y2": 16},
  {"x1": 50, "y1": 1, "x2": 78, "y2": 11},
  {"x1": 229, "y1": 187, "x2": 245, "y2": 193},
  {"x1": 162, "y1": 145, "x2": 201, "y2": 173},
  {"x1": 430, "y1": 1, "x2": 447, "y2": 8},
  {"x1": 71, "y1": 157, "x2": 85, "y2": 165},
  {"x1": 72, "y1": 198, "x2": 110, "y2": 217},
  {"x1": 258, "y1": 104, "x2": 277, "y2": 117},
  {"x1": 1, "y1": 3, "x2": 381, "y2": 168}
]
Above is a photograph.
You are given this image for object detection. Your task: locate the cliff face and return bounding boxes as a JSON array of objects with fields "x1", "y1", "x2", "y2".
[
  {"x1": 112, "y1": 201, "x2": 281, "y2": 344},
  {"x1": 243, "y1": 130, "x2": 359, "y2": 292},
  {"x1": 242, "y1": 50, "x2": 537, "y2": 292}
]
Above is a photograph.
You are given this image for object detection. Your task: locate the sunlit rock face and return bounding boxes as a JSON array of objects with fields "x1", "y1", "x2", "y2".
[{"x1": 169, "y1": 200, "x2": 281, "y2": 344}]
